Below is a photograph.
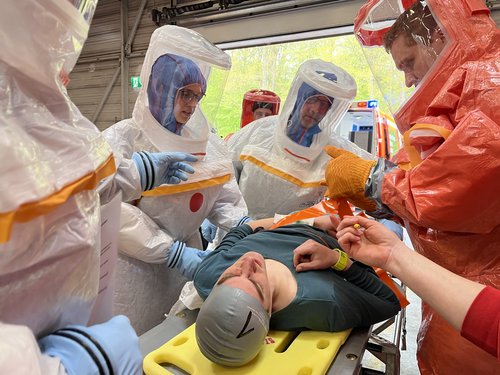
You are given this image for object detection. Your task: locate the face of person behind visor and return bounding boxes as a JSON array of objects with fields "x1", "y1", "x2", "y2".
[
  {"x1": 384, "y1": 2, "x2": 446, "y2": 88},
  {"x1": 240, "y1": 90, "x2": 281, "y2": 128},
  {"x1": 354, "y1": 0, "x2": 449, "y2": 117},
  {"x1": 173, "y1": 84, "x2": 204, "y2": 125},
  {"x1": 147, "y1": 53, "x2": 207, "y2": 134},
  {"x1": 253, "y1": 106, "x2": 274, "y2": 121},
  {"x1": 298, "y1": 94, "x2": 333, "y2": 128},
  {"x1": 286, "y1": 80, "x2": 334, "y2": 146}
]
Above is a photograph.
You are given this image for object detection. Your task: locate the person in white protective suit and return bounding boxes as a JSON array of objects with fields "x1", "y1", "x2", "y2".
[
  {"x1": 226, "y1": 59, "x2": 374, "y2": 220},
  {"x1": 0, "y1": 0, "x2": 142, "y2": 374},
  {"x1": 102, "y1": 25, "x2": 249, "y2": 335}
]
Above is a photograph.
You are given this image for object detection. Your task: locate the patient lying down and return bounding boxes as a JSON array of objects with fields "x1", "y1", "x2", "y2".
[{"x1": 183, "y1": 216, "x2": 401, "y2": 367}]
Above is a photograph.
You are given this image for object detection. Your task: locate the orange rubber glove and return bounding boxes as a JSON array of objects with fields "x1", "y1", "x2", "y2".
[{"x1": 323, "y1": 146, "x2": 377, "y2": 212}]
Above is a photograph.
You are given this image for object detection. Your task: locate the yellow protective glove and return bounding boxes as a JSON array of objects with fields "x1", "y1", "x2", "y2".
[{"x1": 323, "y1": 146, "x2": 377, "y2": 212}]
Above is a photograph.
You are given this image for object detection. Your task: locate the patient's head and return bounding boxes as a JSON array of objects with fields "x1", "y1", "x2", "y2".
[{"x1": 195, "y1": 252, "x2": 271, "y2": 367}]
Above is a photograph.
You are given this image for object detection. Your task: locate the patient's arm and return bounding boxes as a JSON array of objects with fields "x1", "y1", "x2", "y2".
[
  {"x1": 246, "y1": 217, "x2": 275, "y2": 231},
  {"x1": 244, "y1": 215, "x2": 333, "y2": 232},
  {"x1": 311, "y1": 214, "x2": 340, "y2": 238},
  {"x1": 293, "y1": 240, "x2": 353, "y2": 272}
]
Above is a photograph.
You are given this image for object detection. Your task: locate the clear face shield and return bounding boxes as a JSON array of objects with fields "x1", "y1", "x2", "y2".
[
  {"x1": 146, "y1": 53, "x2": 230, "y2": 135},
  {"x1": 355, "y1": 0, "x2": 448, "y2": 116},
  {"x1": 284, "y1": 92, "x2": 334, "y2": 146},
  {"x1": 275, "y1": 60, "x2": 357, "y2": 162},
  {"x1": 60, "y1": 0, "x2": 98, "y2": 85},
  {"x1": 282, "y1": 66, "x2": 356, "y2": 146},
  {"x1": 141, "y1": 25, "x2": 231, "y2": 137},
  {"x1": 71, "y1": 0, "x2": 98, "y2": 23},
  {"x1": 198, "y1": 64, "x2": 231, "y2": 131},
  {"x1": 0, "y1": 0, "x2": 97, "y2": 88}
]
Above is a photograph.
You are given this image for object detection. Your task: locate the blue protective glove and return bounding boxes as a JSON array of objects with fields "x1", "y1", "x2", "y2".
[
  {"x1": 38, "y1": 315, "x2": 142, "y2": 375},
  {"x1": 167, "y1": 241, "x2": 211, "y2": 279},
  {"x1": 132, "y1": 151, "x2": 198, "y2": 191},
  {"x1": 201, "y1": 219, "x2": 218, "y2": 243}
]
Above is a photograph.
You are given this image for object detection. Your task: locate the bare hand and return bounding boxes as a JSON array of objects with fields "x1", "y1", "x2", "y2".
[
  {"x1": 293, "y1": 240, "x2": 337, "y2": 272},
  {"x1": 312, "y1": 214, "x2": 340, "y2": 238},
  {"x1": 336, "y1": 216, "x2": 400, "y2": 269}
]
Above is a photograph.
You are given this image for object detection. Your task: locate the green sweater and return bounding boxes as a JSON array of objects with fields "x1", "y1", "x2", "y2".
[{"x1": 194, "y1": 224, "x2": 401, "y2": 332}]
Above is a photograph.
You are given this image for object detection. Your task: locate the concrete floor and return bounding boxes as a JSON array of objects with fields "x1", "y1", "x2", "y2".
[{"x1": 399, "y1": 289, "x2": 422, "y2": 375}]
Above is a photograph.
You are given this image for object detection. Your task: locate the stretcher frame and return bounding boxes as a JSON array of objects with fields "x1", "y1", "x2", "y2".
[{"x1": 139, "y1": 285, "x2": 407, "y2": 375}]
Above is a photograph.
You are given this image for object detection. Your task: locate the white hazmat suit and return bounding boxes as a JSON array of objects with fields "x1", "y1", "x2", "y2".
[
  {"x1": 0, "y1": 0, "x2": 141, "y2": 374},
  {"x1": 227, "y1": 59, "x2": 374, "y2": 219},
  {"x1": 0, "y1": 0, "x2": 115, "y2": 339},
  {"x1": 103, "y1": 25, "x2": 248, "y2": 334}
]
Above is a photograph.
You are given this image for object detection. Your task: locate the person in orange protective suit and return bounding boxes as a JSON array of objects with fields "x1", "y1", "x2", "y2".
[
  {"x1": 324, "y1": 0, "x2": 500, "y2": 374},
  {"x1": 240, "y1": 89, "x2": 281, "y2": 128}
]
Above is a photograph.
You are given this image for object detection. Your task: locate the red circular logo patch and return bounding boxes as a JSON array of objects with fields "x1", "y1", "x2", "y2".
[{"x1": 189, "y1": 193, "x2": 204, "y2": 212}]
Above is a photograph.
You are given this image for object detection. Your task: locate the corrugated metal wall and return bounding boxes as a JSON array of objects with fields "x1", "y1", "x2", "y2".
[
  {"x1": 69, "y1": 0, "x2": 500, "y2": 131},
  {"x1": 69, "y1": 0, "x2": 155, "y2": 130}
]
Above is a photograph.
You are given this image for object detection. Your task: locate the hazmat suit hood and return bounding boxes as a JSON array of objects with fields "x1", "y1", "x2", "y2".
[
  {"x1": 0, "y1": 0, "x2": 116, "y2": 337},
  {"x1": 0, "y1": 0, "x2": 97, "y2": 91},
  {"x1": 0, "y1": 0, "x2": 115, "y2": 238},
  {"x1": 355, "y1": 0, "x2": 499, "y2": 133},
  {"x1": 134, "y1": 25, "x2": 231, "y2": 156},
  {"x1": 240, "y1": 89, "x2": 281, "y2": 128},
  {"x1": 273, "y1": 59, "x2": 357, "y2": 163}
]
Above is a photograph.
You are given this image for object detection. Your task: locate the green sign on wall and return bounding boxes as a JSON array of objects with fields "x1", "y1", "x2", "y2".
[{"x1": 130, "y1": 76, "x2": 142, "y2": 88}]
